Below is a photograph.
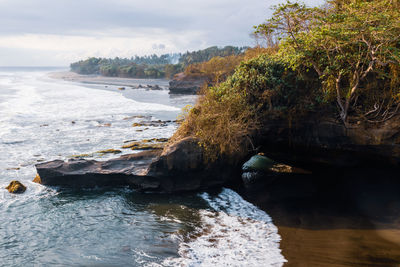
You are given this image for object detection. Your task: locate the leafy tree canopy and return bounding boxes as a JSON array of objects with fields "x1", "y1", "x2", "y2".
[{"x1": 255, "y1": 0, "x2": 400, "y2": 124}]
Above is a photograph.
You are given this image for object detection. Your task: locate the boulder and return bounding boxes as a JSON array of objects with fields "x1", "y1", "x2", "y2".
[
  {"x1": 5, "y1": 180, "x2": 26, "y2": 194},
  {"x1": 145, "y1": 137, "x2": 241, "y2": 192}
]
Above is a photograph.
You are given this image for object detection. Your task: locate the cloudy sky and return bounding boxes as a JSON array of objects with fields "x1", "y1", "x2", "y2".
[{"x1": 0, "y1": 0, "x2": 324, "y2": 66}]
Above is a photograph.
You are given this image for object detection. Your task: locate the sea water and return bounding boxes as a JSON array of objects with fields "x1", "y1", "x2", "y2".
[{"x1": 0, "y1": 68, "x2": 285, "y2": 266}]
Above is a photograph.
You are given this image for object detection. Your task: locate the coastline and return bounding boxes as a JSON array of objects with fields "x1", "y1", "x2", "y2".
[
  {"x1": 48, "y1": 71, "x2": 170, "y2": 88},
  {"x1": 43, "y1": 70, "x2": 400, "y2": 266}
]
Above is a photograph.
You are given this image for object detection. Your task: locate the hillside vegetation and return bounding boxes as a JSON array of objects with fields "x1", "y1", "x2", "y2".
[
  {"x1": 70, "y1": 46, "x2": 246, "y2": 79},
  {"x1": 173, "y1": 0, "x2": 400, "y2": 160}
]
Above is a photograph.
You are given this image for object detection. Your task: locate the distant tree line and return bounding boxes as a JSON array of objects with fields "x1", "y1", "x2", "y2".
[{"x1": 70, "y1": 46, "x2": 248, "y2": 79}]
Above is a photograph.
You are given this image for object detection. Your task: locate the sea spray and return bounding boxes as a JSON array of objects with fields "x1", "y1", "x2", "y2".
[{"x1": 164, "y1": 188, "x2": 287, "y2": 267}]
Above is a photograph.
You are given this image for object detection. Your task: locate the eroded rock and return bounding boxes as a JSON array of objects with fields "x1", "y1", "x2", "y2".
[
  {"x1": 34, "y1": 137, "x2": 242, "y2": 192},
  {"x1": 35, "y1": 150, "x2": 161, "y2": 189}
]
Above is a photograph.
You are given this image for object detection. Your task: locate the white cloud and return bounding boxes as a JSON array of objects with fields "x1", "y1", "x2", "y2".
[{"x1": 0, "y1": 0, "x2": 326, "y2": 66}]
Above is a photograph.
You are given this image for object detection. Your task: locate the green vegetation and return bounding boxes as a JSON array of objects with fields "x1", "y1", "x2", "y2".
[
  {"x1": 179, "y1": 46, "x2": 247, "y2": 66},
  {"x1": 70, "y1": 55, "x2": 177, "y2": 78},
  {"x1": 173, "y1": 54, "x2": 319, "y2": 161},
  {"x1": 255, "y1": 0, "x2": 400, "y2": 124},
  {"x1": 182, "y1": 47, "x2": 273, "y2": 85},
  {"x1": 70, "y1": 46, "x2": 246, "y2": 79},
  {"x1": 174, "y1": 0, "x2": 400, "y2": 160}
]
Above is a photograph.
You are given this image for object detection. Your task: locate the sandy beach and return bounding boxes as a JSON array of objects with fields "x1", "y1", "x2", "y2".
[
  {"x1": 48, "y1": 71, "x2": 170, "y2": 88},
  {"x1": 242, "y1": 169, "x2": 400, "y2": 267}
]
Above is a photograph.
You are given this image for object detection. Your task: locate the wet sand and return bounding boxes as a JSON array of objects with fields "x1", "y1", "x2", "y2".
[
  {"x1": 240, "y1": 168, "x2": 400, "y2": 266},
  {"x1": 48, "y1": 71, "x2": 169, "y2": 88},
  {"x1": 279, "y1": 227, "x2": 400, "y2": 267}
]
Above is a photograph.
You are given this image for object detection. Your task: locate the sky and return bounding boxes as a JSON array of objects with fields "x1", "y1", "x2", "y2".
[{"x1": 0, "y1": 0, "x2": 324, "y2": 66}]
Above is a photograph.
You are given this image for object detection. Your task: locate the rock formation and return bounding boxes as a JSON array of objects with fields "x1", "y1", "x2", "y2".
[
  {"x1": 34, "y1": 113, "x2": 400, "y2": 192},
  {"x1": 256, "y1": 115, "x2": 400, "y2": 170},
  {"x1": 34, "y1": 137, "x2": 241, "y2": 192}
]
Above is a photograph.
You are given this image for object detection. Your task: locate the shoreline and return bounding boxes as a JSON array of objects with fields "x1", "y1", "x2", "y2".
[
  {"x1": 48, "y1": 71, "x2": 170, "y2": 88},
  {"x1": 44, "y1": 70, "x2": 400, "y2": 265}
]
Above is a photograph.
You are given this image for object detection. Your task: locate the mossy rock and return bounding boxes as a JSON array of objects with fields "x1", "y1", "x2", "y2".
[
  {"x1": 121, "y1": 142, "x2": 165, "y2": 150},
  {"x1": 70, "y1": 153, "x2": 92, "y2": 158},
  {"x1": 242, "y1": 155, "x2": 276, "y2": 172},
  {"x1": 33, "y1": 174, "x2": 42, "y2": 184},
  {"x1": 5, "y1": 180, "x2": 26, "y2": 194},
  {"x1": 96, "y1": 149, "x2": 122, "y2": 154}
]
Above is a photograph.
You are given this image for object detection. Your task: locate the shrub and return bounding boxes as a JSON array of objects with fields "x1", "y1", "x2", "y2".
[{"x1": 173, "y1": 54, "x2": 321, "y2": 161}]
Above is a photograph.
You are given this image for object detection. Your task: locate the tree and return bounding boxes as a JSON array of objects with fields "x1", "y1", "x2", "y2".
[{"x1": 255, "y1": 0, "x2": 400, "y2": 124}]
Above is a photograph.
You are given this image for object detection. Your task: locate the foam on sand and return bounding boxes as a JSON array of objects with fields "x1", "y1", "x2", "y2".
[{"x1": 164, "y1": 188, "x2": 287, "y2": 267}]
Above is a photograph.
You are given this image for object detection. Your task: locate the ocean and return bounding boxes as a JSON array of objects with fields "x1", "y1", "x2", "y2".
[{"x1": 0, "y1": 67, "x2": 285, "y2": 266}]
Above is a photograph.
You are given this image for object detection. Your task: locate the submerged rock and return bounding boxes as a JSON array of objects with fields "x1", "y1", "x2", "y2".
[
  {"x1": 121, "y1": 142, "x2": 165, "y2": 150},
  {"x1": 96, "y1": 149, "x2": 122, "y2": 154},
  {"x1": 121, "y1": 138, "x2": 169, "y2": 151},
  {"x1": 5, "y1": 180, "x2": 26, "y2": 194}
]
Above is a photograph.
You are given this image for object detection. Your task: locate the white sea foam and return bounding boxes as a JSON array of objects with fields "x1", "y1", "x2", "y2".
[{"x1": 164, "y1": 188, "x2": 286, "y2": 267}]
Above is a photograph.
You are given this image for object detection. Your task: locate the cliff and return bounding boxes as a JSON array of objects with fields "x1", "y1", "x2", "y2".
[{"x1": 255, "y1": 114, "x2": 400, "y2": 170}]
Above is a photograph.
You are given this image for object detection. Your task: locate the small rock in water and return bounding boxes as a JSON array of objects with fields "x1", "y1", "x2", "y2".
[
  {"x1": 33, "y1": 174, "x2": 41, "y2": 184},
  {"x1": 96, "y1": 149, "x2": 122, "y2": 154},
  {"x1": 6, "y1": 167, "x2": 20, "y2": 171},
  {"x1": 5, "y1": 180, "x2": 26, "y2": 194},
  {"x1": 98, "y1": 123, "x2": 111, "y2": 127}
]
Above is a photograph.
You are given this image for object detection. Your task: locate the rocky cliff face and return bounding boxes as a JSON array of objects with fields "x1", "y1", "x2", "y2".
[
  {"x1": 168, "y1": 73, "x2": 208, "y2": 94},
  {"x1": 35, "y1": 114, "x2": 400, "y2": 192},
  {"x1": 256, "y1": 115, "x2": 400, "y2": 169}
]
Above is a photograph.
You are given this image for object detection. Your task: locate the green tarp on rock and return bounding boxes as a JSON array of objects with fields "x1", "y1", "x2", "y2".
[{"x1": 242, "y1": 155, "x2": 275, "y2": 172}]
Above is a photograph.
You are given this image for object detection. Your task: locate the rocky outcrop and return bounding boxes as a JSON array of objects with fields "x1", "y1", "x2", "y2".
[
  {"x1": 169, "y1": 73, "x2": 208, "y2": 94},
  {"x1": 256, "y1": 114, "x2": 400, "y2": 170},
  {"x1": 35, "y1": 112, "x2": 400, "y2": 192},
  {"x1": 145, "y1": 137, "x2": 241, "y2": 192},
  {"x1": 5, "y1": 180, "x2": 27, "y2": 194},
  {"x1": 35, "y1": 150, "x2": 161, "y2": 189},
  {"x1": 34, "y1": 137, "x2": 242, "y2": 192}
]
